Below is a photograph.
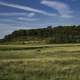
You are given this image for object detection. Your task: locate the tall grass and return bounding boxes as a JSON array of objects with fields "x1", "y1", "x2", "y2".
[
  {"x1": 0, "y1": 59, "x2": 80, "y2": 80},
  {"x1": 0, "y1": 44, "x2": 80, "y2": 80}
]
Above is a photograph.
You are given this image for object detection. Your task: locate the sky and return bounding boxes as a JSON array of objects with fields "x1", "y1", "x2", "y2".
[{"x1": 0, "y1": 0, "x2": 80, "y2": 38}]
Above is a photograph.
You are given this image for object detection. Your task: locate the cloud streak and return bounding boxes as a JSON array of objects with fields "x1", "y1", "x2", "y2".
[
  {"x1": 0, "y1": 12, "x2": 36, "y2": 17},
  {"x1": 0, "y1": 1, "x2": 56, "y2": 17},
  {"x1": 41, "y1": 0, "x2": 73, "y2": 18},
  {"x1": 17, "y1": 17, "x2": 39, "y2": 21},
  {"x1": 0, "y1": 13, "x2": 27, "y2": 16},
  {"x1": 28, "y1": 13, "x2": 35, "y2": 17}
]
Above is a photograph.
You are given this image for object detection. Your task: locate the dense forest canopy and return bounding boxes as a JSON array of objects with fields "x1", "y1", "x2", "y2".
[{"x1": 1, "y1": 25, "x2": 80, "y2": 43}]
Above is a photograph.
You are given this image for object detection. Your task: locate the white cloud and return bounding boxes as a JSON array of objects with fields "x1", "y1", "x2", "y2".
[
  {"x1": 0, "y1": 13, "x2": 27, "y2": 16},
  {"x1": 61, "y1": 14, "x2": 73, "y2": 18},
  {"x1": 0, "y1": 12, "x2": 36, "y2": 17},
  {"x1": 28, "y1": 13, "x2": 35, "y2": 17},
  {"x1": 41, "y1": 0, "x2": 73, "y2": 18},
  {"x1": 0, "y1": 1, "x2": 56, "y2": 17},
  {"x1": 18, "y1": 17, "x2": 38, "y2": 21}
]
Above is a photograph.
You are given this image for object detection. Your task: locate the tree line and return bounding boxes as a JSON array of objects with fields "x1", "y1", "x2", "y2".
[{"x1": 1, "y1": 25, "x2": 80, "y2": 43}]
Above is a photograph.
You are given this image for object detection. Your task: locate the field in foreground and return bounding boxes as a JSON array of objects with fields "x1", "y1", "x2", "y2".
[{"x1": 0, "y1": 44, "x2": 80, "y2": 80}]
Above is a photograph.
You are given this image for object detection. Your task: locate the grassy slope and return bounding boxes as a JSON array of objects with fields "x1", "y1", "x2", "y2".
[{"x1": 0, "y1": 44, "x2": 80, "y2": 80}]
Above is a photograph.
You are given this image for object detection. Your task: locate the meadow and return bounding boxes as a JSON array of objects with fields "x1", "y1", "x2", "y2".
[{"x1": 0, "y1": 43, "x2": 80, "y2": 80}]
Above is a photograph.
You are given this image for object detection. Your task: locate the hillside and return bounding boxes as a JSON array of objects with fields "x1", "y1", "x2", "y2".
[{"x1": 1, "y1": 25, "x2": 80, "y2": 44}]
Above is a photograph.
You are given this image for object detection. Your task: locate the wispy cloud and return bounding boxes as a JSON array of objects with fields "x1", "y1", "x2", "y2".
[
  {"x1": 0, "y1": 12, "x2": 36, "y2": 18},
  {"x1": 0, "y1": 1, "x2": 56, "y2": 17},
  {"x1": 41, "y1": 0, "x2": 73, "y2": 18},
  {"x1": 0, "y1": 13, "x2": 27, "y2": 16},
  {"x1": 28, "y1": 13, "x2": 35, "y2": 17},
  {"x1": 17, "y1": 17, "x2": 39, "y2": 21}
]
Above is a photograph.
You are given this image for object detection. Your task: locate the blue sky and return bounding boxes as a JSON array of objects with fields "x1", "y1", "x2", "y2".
[{"x1": 0, "y1": 0, "x2": 80, "y2": 38}]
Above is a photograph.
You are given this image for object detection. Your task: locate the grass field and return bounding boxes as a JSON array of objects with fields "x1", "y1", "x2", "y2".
[{"x1": 0, "y1": 44, "x2": 80, "y2": 80}]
